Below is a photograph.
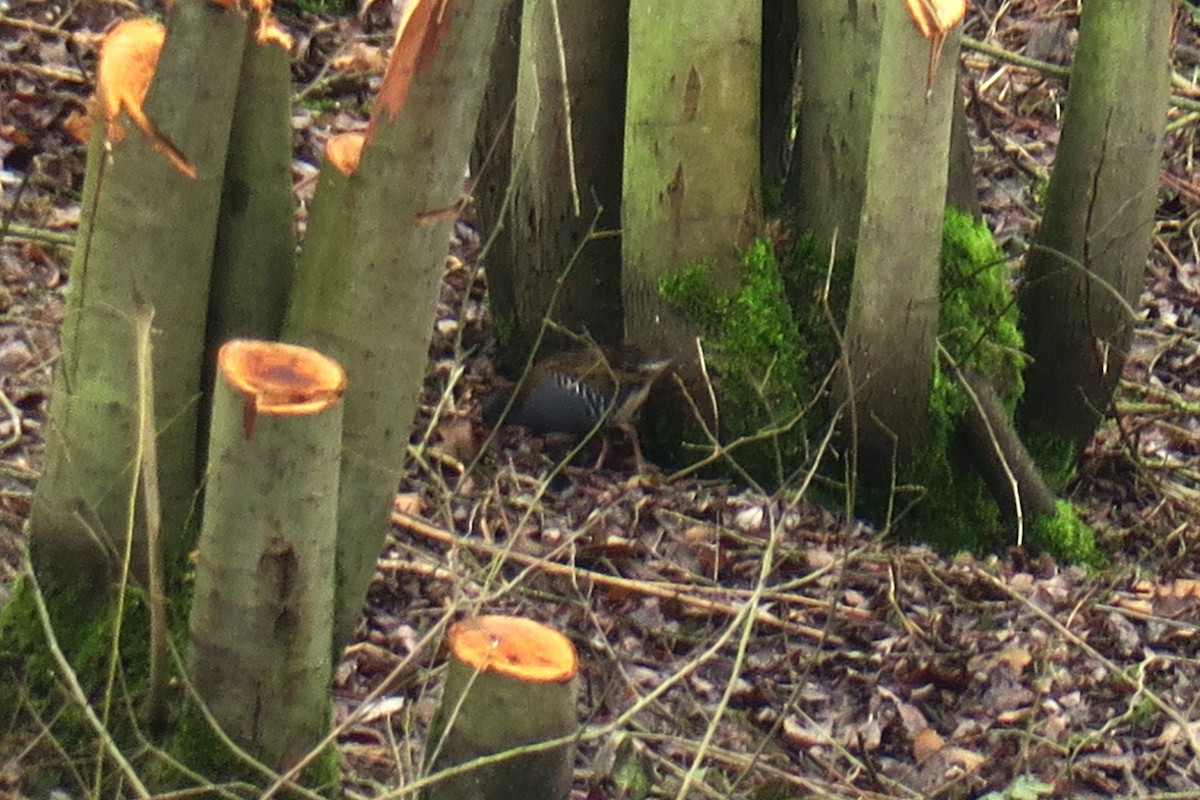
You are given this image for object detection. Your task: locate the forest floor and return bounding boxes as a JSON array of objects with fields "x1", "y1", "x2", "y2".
[{"x1": 2, "y1": 1, "x2": 1200, "y2": 798}]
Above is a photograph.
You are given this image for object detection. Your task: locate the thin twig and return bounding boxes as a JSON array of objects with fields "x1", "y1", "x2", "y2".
[{"x1": 392, "y1": 508, "x2": 841, "y2": 644}]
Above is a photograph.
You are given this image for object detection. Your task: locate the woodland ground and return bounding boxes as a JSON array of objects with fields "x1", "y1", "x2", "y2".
[{"x1": 2, "y1": 1, "x2": 1200, "y2": 798}]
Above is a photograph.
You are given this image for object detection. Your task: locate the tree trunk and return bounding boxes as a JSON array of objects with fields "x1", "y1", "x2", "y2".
[
  {"x1": 1018, "y1": 0, "x2": 1173, "y2": 450},
  {"x1": 504, "y1": 0, "x2": 629, "y2": 358},
  {"x1": 282, "y1": 0, "x2": 509, "y2": 654},
  {"x1": 470, "y1": 0, "x2": 523, "y2": 370},
  {"x1": 785, "y1": 0, "x2": 880, "y2": 250},
  {"x1": 187, "y1": 340, "x2": 342, "y2": 778},
  {"x1": 206, "y1": 27, "x2": 295, "y2": 349},
  {"x1": 839, "y1": 3, "x2": 960, "y2": 484},
  {"x1": 760, "y1": 0, "x2": 799, "y2": 197},
  {"x1": 622, "y1": 0, "x2": 761, "y2": 360},
  {"x1": 946, "y1": 93, "x2": 982, "y2": 219},
  {"x1": 30, "y1": 3, "x2": 248, "y2": 599},
  {"x1": 424, "y1": 616, "x2": 577, "y2": 800}
]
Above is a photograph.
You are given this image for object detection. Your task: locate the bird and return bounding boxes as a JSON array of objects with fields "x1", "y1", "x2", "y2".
[{"x1": 482, "y1": 345, "x2": 672, "y2": 470}]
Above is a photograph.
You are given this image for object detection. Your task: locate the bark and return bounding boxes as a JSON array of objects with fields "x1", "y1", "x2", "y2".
[
  {"x1": 201, "y1": 27, "x2": 296, "y2": 456},
  {"x1": 504, "y1": 0, "x2": 629, "y2": 357},
  {"x1": 958, "y1": 369, "x2": 1057, "y2": 539},
  {"x1": 839, "y1": 2, "x2": 960, "y2": 484},
  {"x1": 30, "y1": 2, "x2": 248, "y2": 598},
  {"x1": 1018, "y1": 0, "x2": 1173, "y2": 449},
  {"x1": 761, "y1": 0, "x2": 799, "y2": 196},
  {"x1": 622, "y1": 0, "x2": 761, "y2": 360},
  {"x1": 470, "y1": 0, "x2": 522, "y2": 369},
  {"x1": 206, "y1": 27, "x2": 296, "y2": 349},
  {"x1": 282, "y1": 0, "x2": 509, "y2": 654},
  {"x1": 946, "y1": 92, "x2": 982, "y2": 220},
  {"x1": 785, "y1": 0, "x2": 880, "y2": 250}
]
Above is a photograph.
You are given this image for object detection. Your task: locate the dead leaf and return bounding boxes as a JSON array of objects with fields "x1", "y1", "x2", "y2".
[
  {"x1": 997, "y1": 644, "x2": 1032, "y2": 675},
  {"x1": 332, "y1": 42, "x2": 387, "y2": 73},
  {"x1": 913, "y1": 727, "x2": 944, "y2": 763},
  {"x1": 394, "y1": 492, "x2": 424, "y2": 516}
]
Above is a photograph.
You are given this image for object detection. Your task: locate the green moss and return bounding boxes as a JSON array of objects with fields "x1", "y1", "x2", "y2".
[
  {"x1": 659, "y1": 241, "x2": 820, "y2": 483},
  {"x1": 1030, "y1": 499, "x2": 1105, "y2": 567},
  {"x1": 166, "y1": 702, "x2": 339, "y2": 791},
  {"x1": 0, "y1": 577, "x2": 162, "y2": 794},
  {"x1": 659, "y1": 263, "x2": 724, "y2": 335},
  {"x1": 938, "y1": 208, "x2": 1024, "y2": 405},
  {"x1": 763, "y1": 181, "x2": 785, "y2": 213},
  {"x1": 278, "y1": 0, "x2": 351, "y2": 15},
  {"x1": 1, "y1": 560, "x2": 343, "y2": 794},
  {"x1": 0, "y1": 576, "x2": 152, "y2": 701},
  {"x1": 658, "y1": 210, "x2": 1099, "y2": 562},
  {"x1": 158, "y1": 697, "x2": 335, "y2": 793},
  {"x1": 1025, "y1": 430, "x2": 1078, "y2": 492}
]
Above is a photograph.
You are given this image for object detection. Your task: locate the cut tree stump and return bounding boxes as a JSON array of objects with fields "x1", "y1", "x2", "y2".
[{"x1": 424, "y1": 615, "x2": 579, "y2": 800}]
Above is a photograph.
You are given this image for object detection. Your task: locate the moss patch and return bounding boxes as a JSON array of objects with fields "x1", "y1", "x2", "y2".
[
  {"x1": 660, "y1": 241, "x2": 819, "y2": 484},
  {"x1": 938, "y1": 208, "x2": 1025, "y2": 403},
  {"x1": 0, "y1": 576, "x2": 160, "y2": 794},
  {"x1": 164, "y1": 702, "x2": 341, "y2": 792},
  {"x1": 1025, "y1": 429, "x2": 1080, "y2": 492},
  {"x1": 1031, "y1": 499, "x2": 1105, "y2": 568},
  {"x1": 660, "y1": 209, "x2": 1100, "y2": 561}
]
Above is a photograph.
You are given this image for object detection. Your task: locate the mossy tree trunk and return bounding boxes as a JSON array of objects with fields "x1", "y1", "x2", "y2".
[
  {"x1": 1018, "y1": 0, "x2": 1173, "y2": 451},
  {"x1": 622, "y1": 0, "x2": 761, "y2": 360},
  {"x1": 838, "y1": 3, "x2": 960, "y2": 483}
]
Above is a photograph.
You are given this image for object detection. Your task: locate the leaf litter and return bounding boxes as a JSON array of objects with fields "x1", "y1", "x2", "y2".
[{"x1": 1, "y1": 0, "x2": 1199, "y2": 797}]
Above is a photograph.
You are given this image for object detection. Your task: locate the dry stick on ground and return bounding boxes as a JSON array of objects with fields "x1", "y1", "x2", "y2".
[
  {"x1": 0, "y1": 223, "x2": 77, "y2": 247},
  {"x1": 386, "y1": 521, "x2": 841, "y2": 799},
  {"x1": 390, "y1": 509, "x2": 842, "y2": 644},
  {"x1": 973, "y1": 566, "x2": 1200, "y2": 759},
  {"x1": 961, "y1": 34, "x2": 1200, "y2": 115},
  {"x1": 0, "y1": 387, "x2": 22, "y2": 451},
  {"x1": 386, "y1": 524, "x2": 875, "y2": 622},
  {"x1": 634, "y1": 729, "x2": 902, "y2": 800}
]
